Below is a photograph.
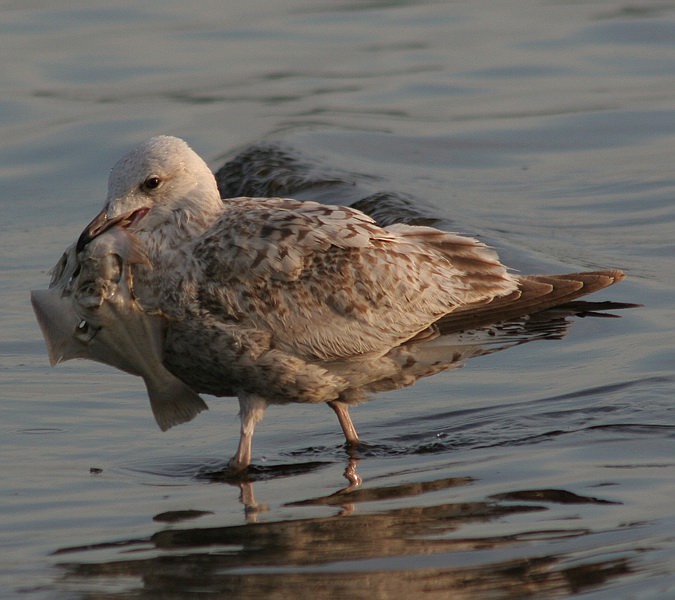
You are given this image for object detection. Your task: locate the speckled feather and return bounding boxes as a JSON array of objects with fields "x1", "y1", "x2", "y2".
[{"x1": 186, "y1": 197, "x2": 517, "y2": 363}]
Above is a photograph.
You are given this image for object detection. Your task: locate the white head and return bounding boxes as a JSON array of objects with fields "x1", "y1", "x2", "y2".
[{"x1": 77, "y1": 136, "x2": 222, "y2": 252}]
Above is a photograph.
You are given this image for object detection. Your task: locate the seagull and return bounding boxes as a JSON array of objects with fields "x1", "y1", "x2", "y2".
[{"x1": 75, "y1": 136, "x2": 624, "y2": 471}]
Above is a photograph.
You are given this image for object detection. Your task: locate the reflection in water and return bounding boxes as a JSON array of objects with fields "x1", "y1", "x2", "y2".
[
  {"x1": 491, "y1": 489, "x2": 621, "y2": 505},
  {"x1": 53, "y1": 473, "x2": 630, "y2": 599},
  {"x1": 288, "y1": 467, "x2": 471, "y2": 507},
  {"x1": 152, "y1": 510, "x2": 215, "y2": 524}
]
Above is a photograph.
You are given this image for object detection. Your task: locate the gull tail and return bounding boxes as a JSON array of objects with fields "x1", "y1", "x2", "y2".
[{"x1": 438, "y1": 270, "x2": 626, "y2": 334}]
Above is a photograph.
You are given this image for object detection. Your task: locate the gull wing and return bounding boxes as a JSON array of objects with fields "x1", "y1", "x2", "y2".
[{"x1": 190, "y1": 197, "x2": 517, "y2": 361}]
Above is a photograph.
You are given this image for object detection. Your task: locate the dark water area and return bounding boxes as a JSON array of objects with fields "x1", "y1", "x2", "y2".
[{"x1": 2, "y1": 1, "x2": 675, "y2": 598}]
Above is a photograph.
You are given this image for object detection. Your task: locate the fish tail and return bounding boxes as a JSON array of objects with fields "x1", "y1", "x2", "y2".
[{"x1": 144, "y1": 373, "x2": 208, "y2": 431}]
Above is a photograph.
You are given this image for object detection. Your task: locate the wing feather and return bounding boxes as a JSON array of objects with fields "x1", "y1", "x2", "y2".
[{"x1": 191, "y1": 198, "x2": 517, "y2": 361}]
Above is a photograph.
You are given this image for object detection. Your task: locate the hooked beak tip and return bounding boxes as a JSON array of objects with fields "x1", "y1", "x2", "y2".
[
  {"x1": 75, "y1": 207, "x2": 149, "y2": 253},
  {"x1": 76, "y1": 212, "x2": 108, "y2": 253}
]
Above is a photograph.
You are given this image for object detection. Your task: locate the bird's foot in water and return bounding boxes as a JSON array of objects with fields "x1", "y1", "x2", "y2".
[
  {"x1": 227, "y1": 456, "x2": 250, "y2": 475},
  {"x1": 344, "y1": 439, "x2": 380, "y2": 459}
]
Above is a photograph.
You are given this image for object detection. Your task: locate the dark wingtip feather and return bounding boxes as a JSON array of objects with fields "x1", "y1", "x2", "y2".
[{"x1": 438, "y1": 269, "x2": 627, "y2": 334}]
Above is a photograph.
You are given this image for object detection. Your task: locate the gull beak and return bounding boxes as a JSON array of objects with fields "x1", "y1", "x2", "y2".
[
  {"x1": 76, "y1": 210, "x2": 110, "y2": 253},
  {"x1": 76, "y1": 207, "x2": 149, "y2": 253}
]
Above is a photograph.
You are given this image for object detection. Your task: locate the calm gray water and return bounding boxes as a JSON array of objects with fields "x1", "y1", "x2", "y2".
[{"x1": 2, "y1": 1, "x2": 674, "y2": 598}]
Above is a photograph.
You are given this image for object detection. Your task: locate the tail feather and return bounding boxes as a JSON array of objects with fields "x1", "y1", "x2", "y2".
[{"x1": 437, "y1": 270, "x2": 624, "y2": 335}]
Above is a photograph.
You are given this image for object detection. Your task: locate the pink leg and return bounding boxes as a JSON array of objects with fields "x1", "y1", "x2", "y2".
[
  {"x1": 328, "y1": 400, "x2": 360, "y2": 446},
  {"x1": 229, "y1": 393, "x2": 267, "y2": 471}
]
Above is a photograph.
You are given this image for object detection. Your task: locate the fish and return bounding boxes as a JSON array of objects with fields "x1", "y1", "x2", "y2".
[{"x1": 31, "y1": 227, "x2": 207, "y2": 431}]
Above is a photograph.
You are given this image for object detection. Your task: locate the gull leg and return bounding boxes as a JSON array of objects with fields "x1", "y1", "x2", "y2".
[
  {"x1": 229, "y1": 392, "x2": 267, "y2": 472},
  {"x1": 328, "y1": 400, "x2": 360, "y2": 447}
]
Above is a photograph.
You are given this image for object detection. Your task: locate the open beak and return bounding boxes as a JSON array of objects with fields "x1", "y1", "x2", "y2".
[{"x1": 76, "y1": 207, "x2": 149, "y2": 253}]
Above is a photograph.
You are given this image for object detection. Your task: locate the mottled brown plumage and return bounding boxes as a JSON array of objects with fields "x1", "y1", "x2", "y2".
[{"x1": 72, "y1": 136, "x2": 624, "y2": 471}]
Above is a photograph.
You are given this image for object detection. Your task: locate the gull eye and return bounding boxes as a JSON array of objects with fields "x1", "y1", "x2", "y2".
[{"x1": 141, "y1": 176, "x2": 162, "y2": 192}]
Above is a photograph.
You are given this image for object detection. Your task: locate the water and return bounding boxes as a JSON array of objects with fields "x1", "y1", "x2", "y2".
[{"x1": 2, "y1": 1, "x2": 674, "y2": 597}]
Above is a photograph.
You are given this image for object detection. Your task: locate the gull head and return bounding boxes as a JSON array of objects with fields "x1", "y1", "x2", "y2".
[{"x1": 77, "y1": 136, "x2": 222, "y2": 252}]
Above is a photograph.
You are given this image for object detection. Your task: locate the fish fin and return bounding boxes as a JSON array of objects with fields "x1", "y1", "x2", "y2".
[
  {"x1": 144, "y1": 374, "x2": 208, "y2": 431},
  {"x1": 30, "y1": 289, "x2": 86, "y2": 365}
]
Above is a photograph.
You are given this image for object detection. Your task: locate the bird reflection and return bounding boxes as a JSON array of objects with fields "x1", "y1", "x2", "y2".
[
  {"x1": 237, "y1": 457, "x2": 363, "y2": 520},
  {"x1": 52, "y1": 471, "x2": 630, "y2": 599}
]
